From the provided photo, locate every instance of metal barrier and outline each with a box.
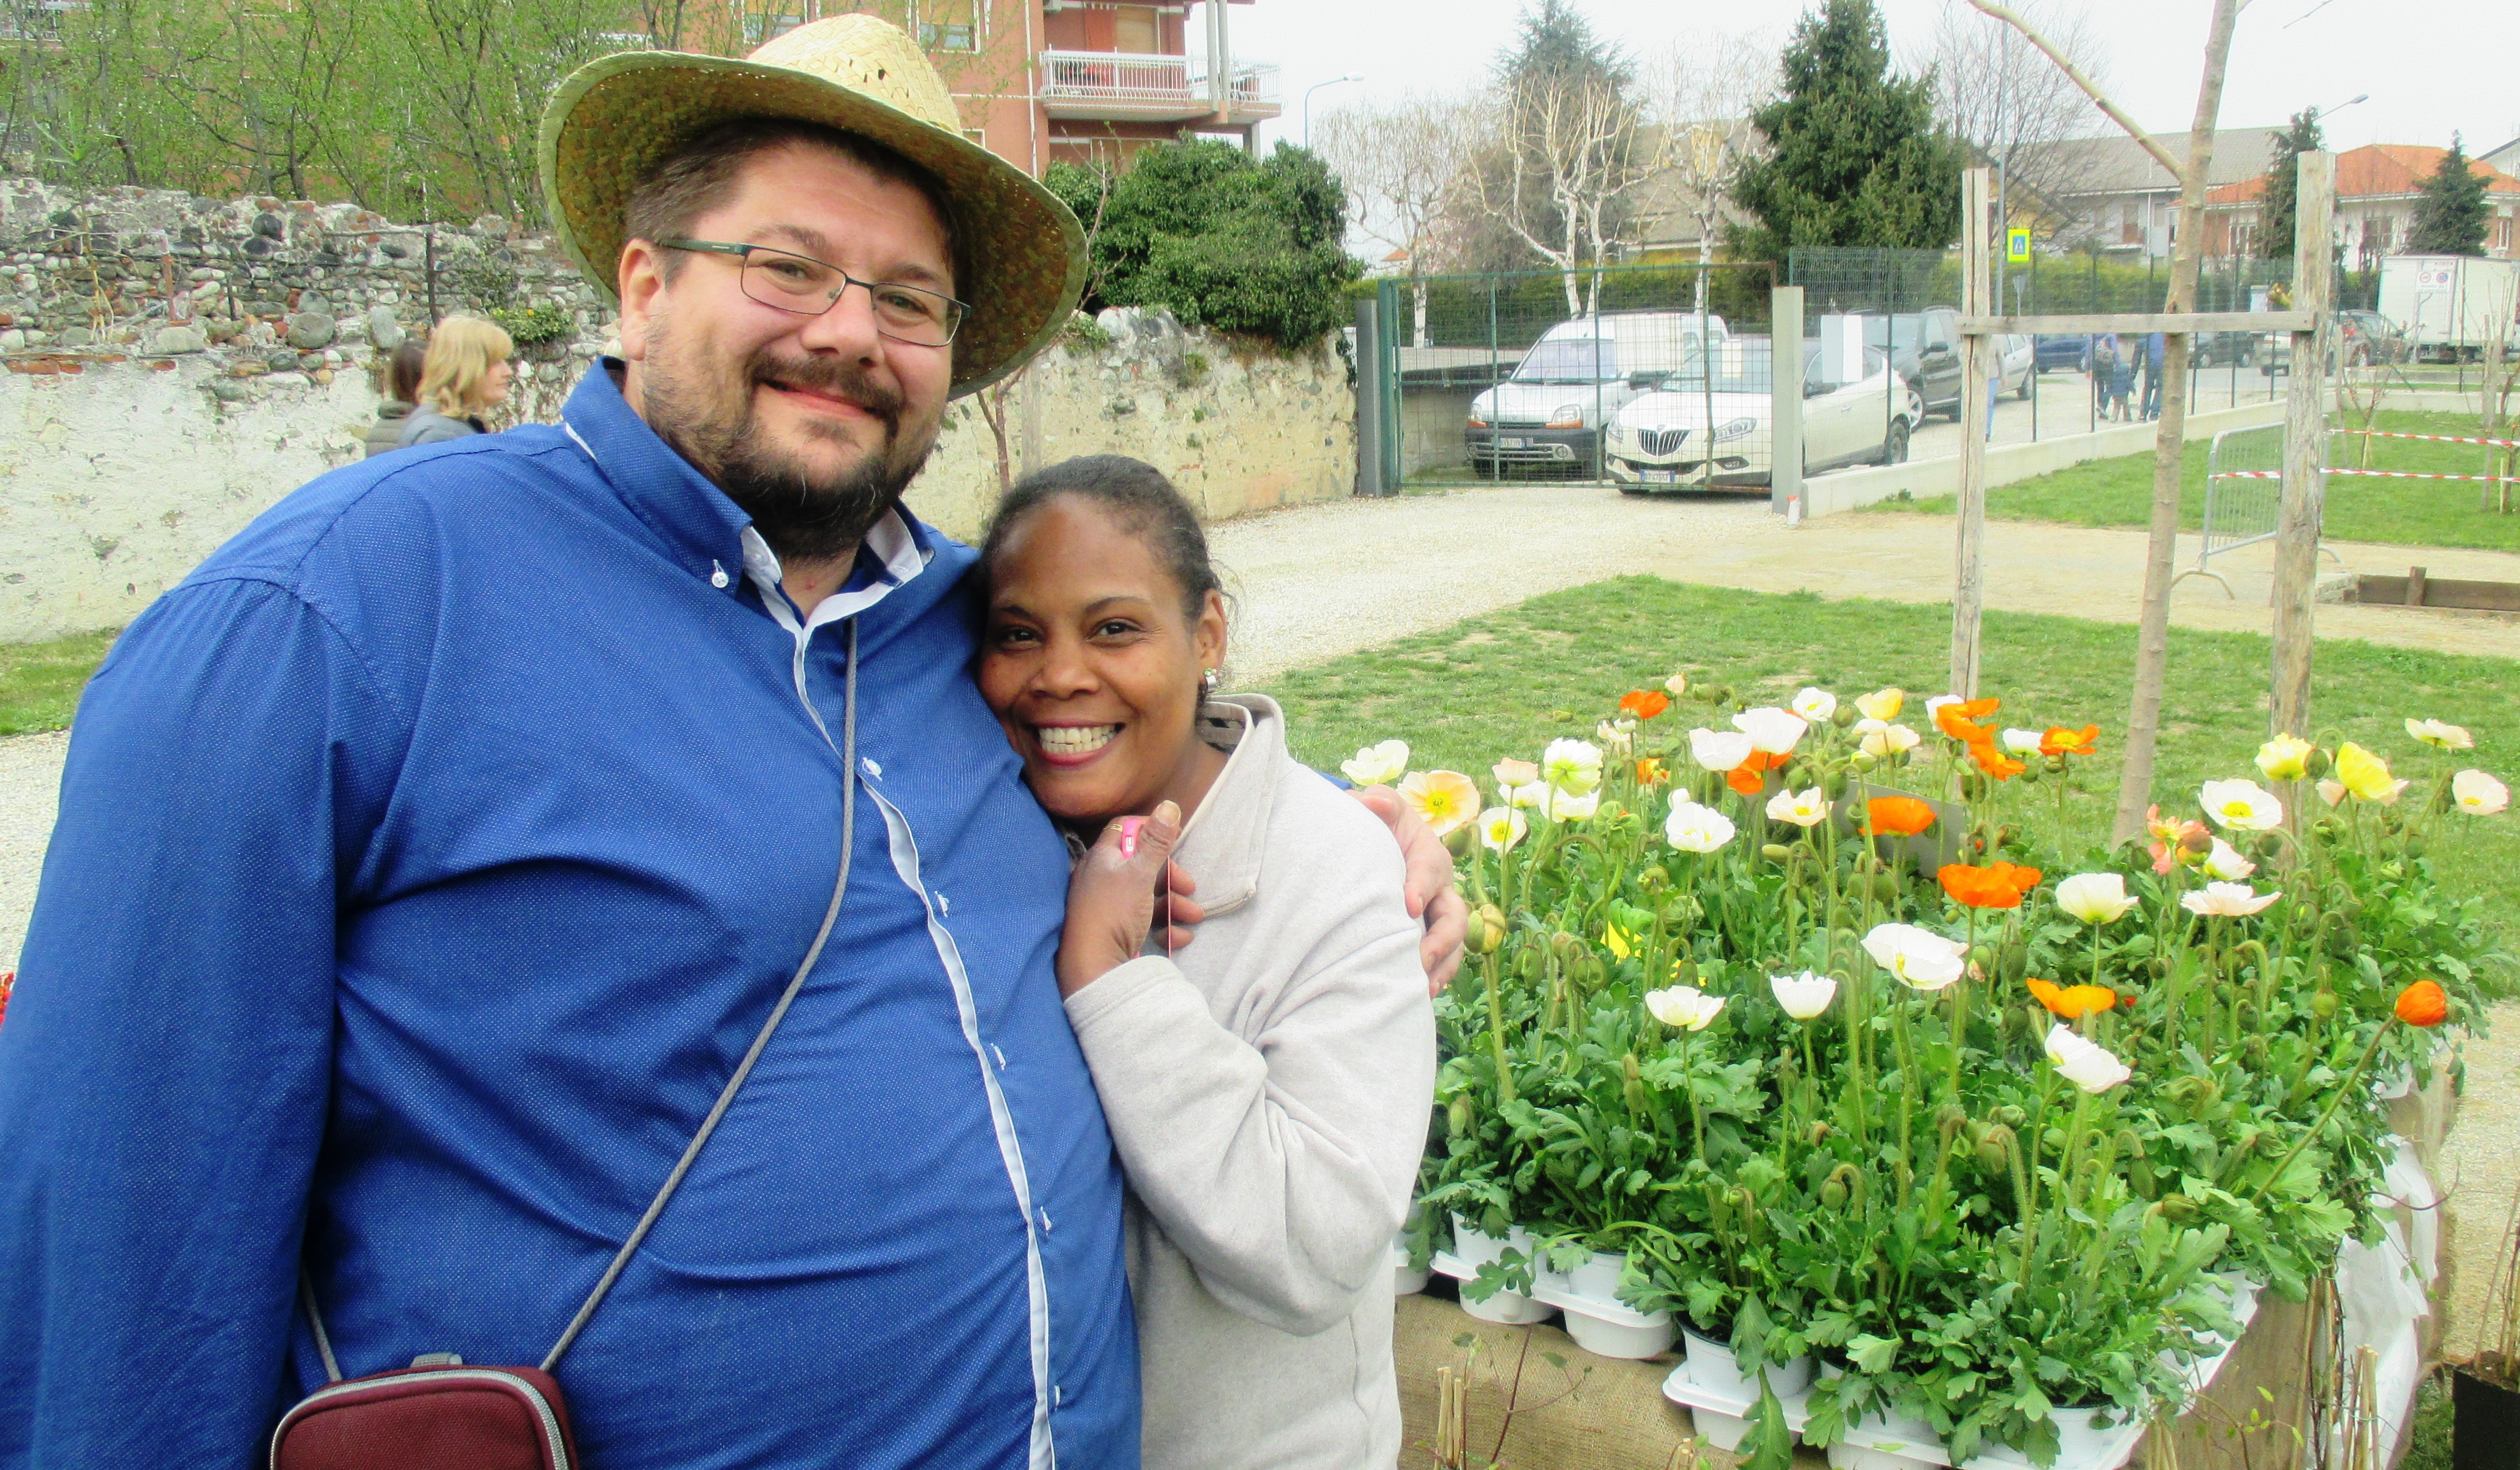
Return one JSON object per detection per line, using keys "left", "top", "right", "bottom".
{"left": 2175, "top": 422, "right": 2341, "bottom": 597}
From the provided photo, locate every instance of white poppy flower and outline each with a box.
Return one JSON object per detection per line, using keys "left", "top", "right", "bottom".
{"left": 1765, "top": 786, "right": 1831, "bottom": 828}
{"left": 1339, "top": 739, "right": 1410, "bottom": 786}
{"left": 2199, "top": 778, "right": 2283, "bottom": 832}
{"left": 1543, "top": 738, "right": 1605, "bottom": 795}
{"left": 1860, "top": 923, "right": 1966, "bottom": 991}
{"left": 1769, "top": 971, "right": 1837, "bottom": 1020}
{"left": 1732, "top": 706, "right": 1809, "bottom": 756}
{"left": 1689, "top": 727, "right": 1756, "bottom": 772}
{"left": 2054, "top": 872, "right": 2135, "bottom": 925}
{"left": 2454, "top": 769, "right": 2509, "bottom": 816}
{"left": 1790, "top": 687, "right": 1837, "bottom": 722}
{"left": 1645, "top": 985, "right": 1727, "bottom": 1032}
{"left": 1664, "top": 799, "right": 1738, "bottom": 853}
{"left": 2044, "top": 1024, "right": 2131, "bottom": 1094}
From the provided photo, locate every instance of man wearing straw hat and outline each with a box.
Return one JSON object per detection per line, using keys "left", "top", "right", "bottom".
{"left": 0, "top": 15, "right": 1461, "bottom": 1469}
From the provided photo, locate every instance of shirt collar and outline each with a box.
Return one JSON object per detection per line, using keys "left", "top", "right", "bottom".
{"left": 558, "top": 361, "right": 933, "bottom": 619}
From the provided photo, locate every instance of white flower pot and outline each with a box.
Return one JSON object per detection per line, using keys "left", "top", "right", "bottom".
{"left": 1446, "top": 1215, "right": 1554, "bottom": 1323}
{"left": 1535, "top": 1250, "right": 1673, "bottom": 1360}
{"left": 1692, "top": 1408, "right": 1752, "bottom": 1452}
{"left": 1459, "top": 1286, "right": 1556, "bottom": 1324}
{"left": 1680, "top": 1326, "right": 1813, "bottom": 1399}
{"left": 2047, "top": 1404, "right": 2126, "bottom": 1466}
{"left": 1827, "top": 1441, "right": 1940, "bottom": 1470}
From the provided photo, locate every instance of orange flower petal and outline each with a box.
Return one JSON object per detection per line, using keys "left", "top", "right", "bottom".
{"left": 1726, "top": 765, "right": 1766, "bottom": 797}
{"left": 1865, "top": 796, "right": 1937, "bottom": 836}
{"left": 1969, "top": 744, "right": 2026, "bottom": 780}
{"left": 2040, "top": 724, "right": 2100, "bottom": 757}
{"left": 1619, "top": 689, "right": 1672, "bottom": 721}
{"left": 2395, "top": 980, "right": 2450, "bottom": 1028}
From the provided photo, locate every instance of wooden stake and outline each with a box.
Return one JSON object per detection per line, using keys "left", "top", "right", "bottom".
{"left": 2270, "top": 150, "right": 2334, "bottom": 739}
{"left": 2111, "top": 0, "right": 2244, "bottom": 847}
{"left": 1952, "top": 167, "right": 1993, "bottom": 699}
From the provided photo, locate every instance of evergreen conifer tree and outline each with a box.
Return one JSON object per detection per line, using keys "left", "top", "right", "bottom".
{"left": 1726, "top": 0, "right": 1965, "bottom": 261}
{"left": 2409, "top": 134, "right": 2490, "bottom": 255}
{"left": 2257, "top": 108, "right": 2324, "bottom": 261}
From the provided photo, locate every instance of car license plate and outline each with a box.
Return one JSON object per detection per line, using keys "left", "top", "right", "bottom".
{"left": 1498, "top": 436, "right": 1527, "bottom": 449}
{"left": 1644, "top": 469, "right": 1675, "bottom": 484}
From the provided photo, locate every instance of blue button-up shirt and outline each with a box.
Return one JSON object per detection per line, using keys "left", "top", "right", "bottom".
{"left": 0, "top": 366, "right": 1138, "bottom": 1469}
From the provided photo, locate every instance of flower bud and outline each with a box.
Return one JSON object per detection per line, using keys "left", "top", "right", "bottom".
{"left": 1819, "top": 1177, "right": 1848, "bottom": 1210}
{"left": 2114, "top": 1128, "right": 2144, "bottom": 1159}
{"left": 1850, "top": 751, "right": 1879, "bottom": 773}
{"left": 2017, "top": 763, "right": 2041, "bottom": 785}
{"left": 1515, "top": 947, "right": 1544, "bottom": 981}
{"left": 2042, "top": 1126, "right": 2071, "bottom": 1155}
{"left": 1824, "top": 769, "right": 1849, "bottom": 800}
{"left": 1975, "top": 1123, "right": 2015, "bottom": 1174}
{"left": 2303, "top": 746, "right": 2333, "bottom": 778}
{"left": 1467, "top": 904, "right": 1507, "bottom": 954}
{"left": 1622, "top": 1052, "right": 1649, "bottom": 1118}
{"left": 1935, "top": 1102, "right": 1967, "bottom": 1143}
{"left": 2310, "top": 990, "right": 2340, "bottom": 1020}
{"left": 1991, "top": 1104, "right": 2028, "bottom": 1130}
{"left": 1873, "top": 873, "right": 1901, "bottom": 902}
{"left": 1807, "top": 1119, "right": 1833, "bottom": 1145}
{"left": 1762, "top": 843, "right": 1793, "bottom": 862}
{"left": 1448, "top": 1094, "right": 1476, "bottom": 1138}
{"left": 2154, "top": 1193, "right": 2199, "bottom": 1223}
{"left": 1832, "top": 705, "right": 1858, "bottom": 728}
{"left": 1637, "top": 864, "right": 1670, "bottom": 893}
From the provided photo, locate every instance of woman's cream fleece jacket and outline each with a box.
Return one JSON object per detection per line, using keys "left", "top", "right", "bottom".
{"left": 1060, "top": 695, "right": 1436, "bottom": 1470}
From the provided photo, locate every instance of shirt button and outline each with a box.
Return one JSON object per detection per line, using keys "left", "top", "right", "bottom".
{"left": 936, "top": 892, "right": 950, "bottom": 916}
{"left": 862, "top": 757, "right": 882, "bottom": 779}
{"left": 1039, "top": 1208, "right": 1054, "bottom": 1234}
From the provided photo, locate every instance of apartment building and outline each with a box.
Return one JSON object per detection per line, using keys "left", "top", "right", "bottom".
{"left": 754, "top": 2, "right": 1281, "bottom": 175}
{"left": 2200, "top": 143, "right": 2520, "bottom": 263}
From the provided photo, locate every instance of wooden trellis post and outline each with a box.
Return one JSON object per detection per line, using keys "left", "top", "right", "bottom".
{"left": 2270, "top": 150, "right": 2336, "bottom": 739}
{"left": 1951, "top": 167, "right": 1994, "bottom": 699}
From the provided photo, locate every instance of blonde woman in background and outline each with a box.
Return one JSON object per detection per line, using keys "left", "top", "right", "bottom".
{"left": 395, "top": 314, "right": 516, "bottom": 449}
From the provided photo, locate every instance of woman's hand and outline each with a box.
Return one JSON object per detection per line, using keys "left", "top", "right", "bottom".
{"left": 1058, "top": 800, "right": 1183, "bottom": 998}
{"left": 1349, "top": 786, "right": 1467, "bottom": 996}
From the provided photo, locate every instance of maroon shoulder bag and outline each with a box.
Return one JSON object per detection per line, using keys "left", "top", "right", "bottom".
{"left": 273, "top": 629, "right": 863, "bottom": 1470}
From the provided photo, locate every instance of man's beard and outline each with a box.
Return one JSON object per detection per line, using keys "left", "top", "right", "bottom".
{"left": 640, "top": 324, "right": 936, "bottom": 564}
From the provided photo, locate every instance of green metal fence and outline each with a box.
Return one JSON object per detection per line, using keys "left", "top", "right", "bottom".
{"left": 1373, "top": 262, "right": 1776, "bottom": 490}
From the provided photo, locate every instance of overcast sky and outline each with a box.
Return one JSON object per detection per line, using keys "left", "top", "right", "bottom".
{"left": 1235, "top": 0, "right": 2520, "bottom": 160}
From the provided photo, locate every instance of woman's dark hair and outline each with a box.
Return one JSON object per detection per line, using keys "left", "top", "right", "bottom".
{"left": 384, "top": 336, "right": 427, "bottom": 403}
{"left": 982, "top": 455, "right": 1222, "bottom": 620}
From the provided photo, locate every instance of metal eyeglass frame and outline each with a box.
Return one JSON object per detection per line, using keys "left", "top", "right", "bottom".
{"left": 658, "top": 238, "right": 969, "bottom": 347}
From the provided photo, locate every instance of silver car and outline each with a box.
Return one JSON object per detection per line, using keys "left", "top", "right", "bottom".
{"left": 1466, "top": 311, "right": 1729, "bottom": 475}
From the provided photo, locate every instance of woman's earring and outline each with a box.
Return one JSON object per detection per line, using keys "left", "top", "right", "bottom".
{"left": 1202, "top": 668, "right": 1221, "bottom": 693}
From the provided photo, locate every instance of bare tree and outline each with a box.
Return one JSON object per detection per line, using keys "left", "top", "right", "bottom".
{"left": 1927, "top": 0, "right": 2110, "bottom": 283}
{"left": 1466, "top": 73, "right": 1647, "bottom": 316}
{"left": 1635, "top": 31, "right": 1773, "bottom": 311}
{"left": 1312, "top": 92, "right": 1478, "bottom": 347}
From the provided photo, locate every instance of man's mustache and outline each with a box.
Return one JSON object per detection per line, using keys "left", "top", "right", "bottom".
{"left": 746, "top": 351, "right": 904, "bottom": 434}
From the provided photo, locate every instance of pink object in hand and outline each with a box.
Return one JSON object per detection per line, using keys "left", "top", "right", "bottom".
{"left": 1117, "top": 816, "right": 1145, "bottom": 858}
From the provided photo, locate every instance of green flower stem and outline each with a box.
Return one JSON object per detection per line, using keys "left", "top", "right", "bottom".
{"left": 1483, "top": 952, "right": 1516, "bottom": 1107}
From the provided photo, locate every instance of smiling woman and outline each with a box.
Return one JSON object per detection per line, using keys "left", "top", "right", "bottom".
{"left": 976, "top": 453, "right": 1437, "bottom": 1470}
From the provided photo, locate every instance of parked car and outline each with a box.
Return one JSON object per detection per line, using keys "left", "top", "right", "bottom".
{"left": 1863, "top": 308, "right": 1964, "bottom": 418}
{"left": 2337, "top": 309, "right": 2406, "bottom": 366}
{"left": 1603, "top": 340, "right": 1924, "bottom": 492}
{"left": 1997, "top": 333, "right": 2034, "bottom": 399}
{"left": 1466, "top": 311, "right": 1729, "bottom": 475}
{"left": 2034, "top": 334, "right": 2091, "bottom": 372}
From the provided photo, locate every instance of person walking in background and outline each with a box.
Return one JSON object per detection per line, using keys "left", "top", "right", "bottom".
{"left": 2092, "top": 334, "right": 2122, "bottom": 422}
{"left": 362, "top": 335, "right": 429, "bottom": 457}
{"left": 2140, "top": 331, "right": 2166, "bottom": 421}
{"left": 394, "top": 314, "right": 515, "bottom": 448}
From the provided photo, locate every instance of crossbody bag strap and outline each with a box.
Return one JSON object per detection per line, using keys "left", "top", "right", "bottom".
{"left": 298, "top": 621, "right": 865, "bottom": 1379}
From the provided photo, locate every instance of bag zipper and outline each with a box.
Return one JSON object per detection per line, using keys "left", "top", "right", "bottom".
{"left": 271, "top": 1368, "right": 569, "bottom": 1470}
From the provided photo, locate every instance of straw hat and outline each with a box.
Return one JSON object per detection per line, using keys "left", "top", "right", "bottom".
{"left": 537, "top": 15, "right": 1086, "bottom": 398}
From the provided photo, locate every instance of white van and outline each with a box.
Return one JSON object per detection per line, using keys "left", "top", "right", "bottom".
{"left": 1466, "top": 311, "right": 1730, "bottom": 474}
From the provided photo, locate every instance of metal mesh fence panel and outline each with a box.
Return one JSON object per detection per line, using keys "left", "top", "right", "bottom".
{"left": 1375, "top": 263, "right": 1775, "bottom": 490}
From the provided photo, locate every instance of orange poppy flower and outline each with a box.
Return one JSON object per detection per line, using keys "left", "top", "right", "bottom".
{"left": 1934, "top": 708, "right": 1994, "bottom": 745}
{"left": 1988, "top": 861, "right": 2042, "bottom": 894}
{"left": 2040, "top": 725, "right": 2099, "bottom": 758}
{"left": 2394, "top": 980, "right": 2449, "bottom": 1028}
{"left": 1636, "top": 757, "right": 1670, "bottom": 786}
{"left": 1726, "top": 765, "right": 1768, "bottom": 797}
{"left": 1969, "top": 743, "right": 2027, "bottom": 780}
{"left": 2027, "top": 977, "right": 2118, "bottom": 1019}
{"left": 1619, "top": 689, "right": 1672, "bottom": 721}
{"left": 1940, "top": 863, "right": 2027, "bottom": 909}
{"left": 1864, "top": 795, "right": 1937, "bottom": 836}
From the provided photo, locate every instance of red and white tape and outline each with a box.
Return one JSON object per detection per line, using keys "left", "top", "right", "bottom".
{"left": 2330, "top": 428, "right": 2520, "bottom": 450}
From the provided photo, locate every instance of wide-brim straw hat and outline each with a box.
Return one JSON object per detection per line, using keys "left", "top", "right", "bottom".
{"left": 537, "top": 15, "right": 1086, "bottom": 398}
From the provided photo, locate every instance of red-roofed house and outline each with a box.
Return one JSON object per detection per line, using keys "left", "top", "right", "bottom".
{"left": 2200, "top": 143, "right": 2520, "bottom": 264}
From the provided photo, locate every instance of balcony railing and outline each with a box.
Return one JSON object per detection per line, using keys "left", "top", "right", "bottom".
{"left": 1038, "top": 50, "right": 1282, "bottom": 116}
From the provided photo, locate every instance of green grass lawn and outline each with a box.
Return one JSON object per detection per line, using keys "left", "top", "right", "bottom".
{"left": 1262, "top": 577, "right": 2520, "bottom": 928}
{"left": 0, "top": 630, "right": 115, "bottom": 738}
{"left": 1863, "top": 410, "right": 2520, "bottom": 553}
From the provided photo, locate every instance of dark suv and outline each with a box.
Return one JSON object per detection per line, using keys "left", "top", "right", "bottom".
{"left": 1864, "top": 308, "right": 1965, "bottom": 418}
{"left": 2337, "top": 310, "right": 2405, "bottom": 366}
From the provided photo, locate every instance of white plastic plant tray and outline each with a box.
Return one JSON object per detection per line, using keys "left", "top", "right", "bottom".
{"left": 1659, "top": 1274, "right": 2262, "bottom": 1470}
{"left": 1527, "top": 1254, "right": 1676, "bottom": 1360}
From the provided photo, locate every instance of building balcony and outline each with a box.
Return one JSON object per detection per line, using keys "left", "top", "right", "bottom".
{"left": 1039, "top": 49, "right": 1281, "bottom": 125}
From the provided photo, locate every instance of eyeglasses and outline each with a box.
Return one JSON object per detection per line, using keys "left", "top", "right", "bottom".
{"left": 659, "top": 238, "right": 968, "bottom": 347}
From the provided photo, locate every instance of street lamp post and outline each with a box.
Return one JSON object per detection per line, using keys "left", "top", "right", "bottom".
{"left": 1303, "top": 74, "right": 1363, "bottom": 144}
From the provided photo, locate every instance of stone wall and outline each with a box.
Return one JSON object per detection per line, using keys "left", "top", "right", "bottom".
{"left": 0, "top": 180, "right": 1358, "bottom": 643}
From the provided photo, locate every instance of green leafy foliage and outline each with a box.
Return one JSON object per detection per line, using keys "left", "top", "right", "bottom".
{"left": 1045, "top": 142, "right": 1361, "bottom": 349}
{"left": 2259, "top": 109, "right": 2327, "bottom": 261}
{"left": 2410, "top": 136, "right": 2493, "bottom": 257}
{"left": 1413, "top": 665, "right": 2506, "bottom": 1465}
{"left": 1728, "top": 0, "right": 1966, "bottom": 260}
{"left": 489, "top": 304, "right": 575, "bottom": 350}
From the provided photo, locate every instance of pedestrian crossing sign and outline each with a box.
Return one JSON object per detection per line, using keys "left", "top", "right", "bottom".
{"left": 2006, "top": 228, "right": 2031, "bottom": 264}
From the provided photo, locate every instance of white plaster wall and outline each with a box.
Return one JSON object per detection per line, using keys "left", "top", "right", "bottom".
{"left": 0, "top": 310, "right": 1357, "bottom": 643}
{"left": 0, "top": 358, "right": 384, "bottom": 641}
